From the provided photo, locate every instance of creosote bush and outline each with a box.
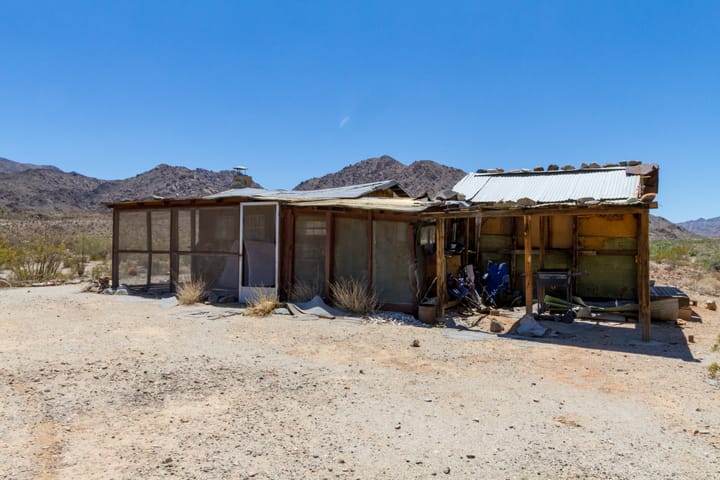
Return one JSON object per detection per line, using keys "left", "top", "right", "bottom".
{"left": 176, "top": 278, "right": 207, "bottom": 305}
{"left": 246, "top": 291, "right": 279, "bottom": 316}
{"left": 330, "top": 277, "right": 378, "bottom": 314}
{"left": 9, "top": 240, "right": 65, "bottom": 283}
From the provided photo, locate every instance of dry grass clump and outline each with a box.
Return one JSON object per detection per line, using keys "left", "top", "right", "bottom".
{"left": 176, "top": 278, "right": 207, "bottom": 305}
{"left": 330, "top": 277, "right": 378, "bottom": 314}
{"left": 695, "top": 273, "right": 720, "bottom": 296}
{"left": 246, "top": 290, "right": 279, "bottom": 316}
{"left": 289, "top": 279, "right": 323, "bottom": 302}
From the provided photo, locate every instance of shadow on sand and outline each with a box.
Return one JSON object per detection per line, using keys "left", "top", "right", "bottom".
{"left": 499, "top": 315, "right": 699, "bottom": 362}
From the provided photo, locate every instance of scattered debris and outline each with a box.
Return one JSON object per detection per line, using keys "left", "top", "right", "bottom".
{"left": 365, "top": 311, "right": 429, "bottom": 328}
{"left": 411, "top": 339, "right": 420, "bottom": 348}
{"left": 704, "top": 300, "right": 717, "bottom": 311}
{"left": 490, "top": 319, "right": 504, "bottom": 333}
{"left": 513, "top": 315, "right": 551, "bottom": 337}
{"left": 286, "top": 296, "right": 347, "bottom": 319}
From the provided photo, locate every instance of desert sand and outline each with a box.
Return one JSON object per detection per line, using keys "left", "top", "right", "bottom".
{"left": 1, "top": 281, "right": 718, "bottom": 479}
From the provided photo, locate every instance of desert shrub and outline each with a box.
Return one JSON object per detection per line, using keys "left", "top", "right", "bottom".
{"left": 290, "top": 279, "right": 322, "bottom": 302}
{"left": 651, "top": 239, "right": 720, "bottom": 271}
{"left": 66, "top": 235, "right": 112, "bottom": 262}
{"left": 694, "top": 273, "right": 720, "bottom": 296}
{"left": 330, "top": 277, "right": 378, "bottom": 314}
{"left": 90, "top": 261, "right": 112, "bottom": 280}
{"left": 176, "top": 278, "right": 207, "bottom": 305}
{"left": 9, "top": 240, "right": 65, "bottom": 282}
{"left": 709, "top": 362, "right": 719, "bottom": 380}
{"left": 0, "top": 233, "right": 14, "bottom": 268}
{"left": 246, "top": 290, "right": 279, "bottom": 316}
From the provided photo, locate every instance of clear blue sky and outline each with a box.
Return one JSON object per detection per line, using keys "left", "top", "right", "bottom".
{"left": 1, "top": 1, "right": 718, "bottom": 223}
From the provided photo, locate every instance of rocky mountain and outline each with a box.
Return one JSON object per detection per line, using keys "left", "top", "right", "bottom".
{"left": 677, "top": 217, "right": 720, "bottom": 238}
{"left": 294, "top": 155, "right": 467, "bottom": 198}
{"left": 0, "top": 156, "right": 58, "bottom": 174}
{"left": 0, "top": 156, "right": 705, "bottom": 244}
{"left": 649, "top": 215, "right": 702, "bottom": 241}
{"left": 0, "top": 158, "right": 237, "bottom": 214}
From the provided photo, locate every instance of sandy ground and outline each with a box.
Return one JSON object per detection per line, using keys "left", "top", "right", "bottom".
{"left": 1, "top": 283, "right": 719, "bottom": 479}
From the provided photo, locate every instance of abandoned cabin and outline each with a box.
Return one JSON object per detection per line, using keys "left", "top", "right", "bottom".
{"left": 107, "top": 162, "right": 659, "bottom": 340}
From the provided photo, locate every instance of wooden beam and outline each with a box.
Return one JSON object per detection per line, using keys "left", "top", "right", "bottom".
{"left": 421, "top": 204, "right": 651, "bottom": 220}
{"left": 436, "top": 218, "right": 447, "bottom": 317}
{"left": 637, "top": 211, "right": 651, "bottom": 341}
{"left": 524, "top": 215, "right": 533, "bottom": 315}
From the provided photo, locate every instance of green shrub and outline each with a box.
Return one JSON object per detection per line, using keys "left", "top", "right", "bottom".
{"left": 651, "top": 239, "right": 720, "bottom": 271}
{"left": 10, "top": 240, "right": 65, "bottom": 282}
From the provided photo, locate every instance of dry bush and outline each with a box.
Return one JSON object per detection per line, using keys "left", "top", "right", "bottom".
{"left": 330, "top": 277, "right": 378, "bottom": 314}
{"left": 176, "top": 278, "right": 207, "bottom": 305}
{"left": 694, "top": 273, "right": 720, "bottom": 296}
{"left": 290, "top": 279, "right": 322, "bottom": 302}
{"left": 246, "top": 290, "right": 279, "bottom": 316}
{"left": 709, "top": 362, "right": 719, "bottom": 380}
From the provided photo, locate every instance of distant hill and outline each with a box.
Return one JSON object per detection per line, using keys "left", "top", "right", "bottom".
{"left": 0, "top": 158, "right": 238, "bottom": 214}
{"left": 0, "top": 157, "right": 58, "bottom": 174}
{"left": 677, "top": 217, "right": 720, "bottom": 238}
{"left": 294, "top": 155, "right": 467, "bottom": 198}
{"left": 650, "top": 215, "right": 702, "bottom": 241}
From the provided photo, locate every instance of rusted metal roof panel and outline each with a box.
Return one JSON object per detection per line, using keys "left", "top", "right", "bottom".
{"left": 454, "top": 168, "right": 642, "bottom": 205}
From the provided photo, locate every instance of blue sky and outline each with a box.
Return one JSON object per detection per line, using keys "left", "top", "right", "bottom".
{"left": 1, "top": 1, "right": 718, "bottom": 223}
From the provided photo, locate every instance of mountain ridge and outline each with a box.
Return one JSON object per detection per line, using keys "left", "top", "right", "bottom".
{"left": 294, "top": 155, "right": 467, "bottom": 198}
{"left": 0, "top": 156, "right": 705, "bottom": 242}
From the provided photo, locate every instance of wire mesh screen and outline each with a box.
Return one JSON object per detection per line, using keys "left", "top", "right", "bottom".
{"left": 293, "top": 214, "right": 326, "bottom": 295}
{"left": 333, "top": 217, "right": 368, "bottom": 282}
{"left": 373, "top": 220, "right": 413, "bottom": 304}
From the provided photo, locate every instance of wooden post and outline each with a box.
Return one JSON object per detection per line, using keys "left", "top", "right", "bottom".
{"left": 170, "top": 208, "right": 178, "bottom": 292}
{"left": 280, "top": 207, "right": 295, "bottom": 300}
{"left": 112, "top": 208, "right": 119, "bottom": 288}
{"left": 367, "top": 211, "right": 374, "bottom": 292}
{"left": 637, "top": 210, "right": 651, "bottom": 341}
{"left": 539, "top": 216, "right": 547, "bottom": 270}
{"left": 436, "top": 219, "right": 447, "bottom": 317}
{"left": 463, "top": 217, "right": 470, "bottom": 266}
{"left": 324, "top": 211, "right": 333, "bottom": 299}
{"left": 524, "top": 215, "right": 533, "bottom": 315}
{"left": 146, "top": 210, "right": 152, "bottom": 288}
{"left": 571, "top": 216, "right": 579, "bottom": 294}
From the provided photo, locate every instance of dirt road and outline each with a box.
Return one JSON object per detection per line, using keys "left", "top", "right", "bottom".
{"left": 1, "top": 284, "right": 718, "bottom": 479}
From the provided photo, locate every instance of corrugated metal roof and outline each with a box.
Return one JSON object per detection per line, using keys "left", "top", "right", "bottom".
{"left": 454, "top": 168, "right": 642, "bottom": 205}
{"left": 205, "top": 180, "right": 403, "bottom": 201}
